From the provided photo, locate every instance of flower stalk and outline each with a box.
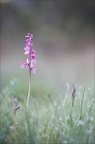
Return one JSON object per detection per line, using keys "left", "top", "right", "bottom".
{"left": 69, "top": 84, "right": 76, "bottom": 126}
{"left": 27, "top": 69, "right": 31, "bottom": 106}
{"left": 71, "top": 84, "right": 76, "bottom": 110}
{"left": 21, "top": 33, "right": 37, "bottom": 107}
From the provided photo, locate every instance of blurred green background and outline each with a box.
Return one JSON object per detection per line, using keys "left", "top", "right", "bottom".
{"left": 0, "top": 0, "right": 94, "bottom": 96}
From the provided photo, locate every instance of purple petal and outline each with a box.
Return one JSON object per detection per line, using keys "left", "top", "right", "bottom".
{"left": 14, "top": 98, "right": 18, "bottom": 107}
{"left": 20, "top": 62, "right": 26, "bottom": 68}
{"left": 31, "top": 49, "right": 35, "bottom": 54}
{"left": 26, "top": 39, "right": 31, "bottom": 42}
{"left": 25, "top": 51, "right": 30, "bottom": 55}
{"left": 72, "top": 84, "right": 76, "bottom": 95}
{"left": 25, "top": 33, "right": 33, "bottom": 38}
{"left": 31, "top": 55, "right": 36, "bottom": 60}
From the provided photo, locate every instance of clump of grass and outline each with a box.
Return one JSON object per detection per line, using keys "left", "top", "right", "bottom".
{"left": 0, "top": 81, "right": 95, "bottom": 144}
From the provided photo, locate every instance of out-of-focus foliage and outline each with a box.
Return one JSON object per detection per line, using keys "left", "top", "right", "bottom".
{"left": 0, "top": 0, "right": 94, "bottom": 94}
{"left": 0, "top": 81, "right": 95, "bottom": 144}
{"left": 1, "top": 0, "right": 94, "bottom": 36}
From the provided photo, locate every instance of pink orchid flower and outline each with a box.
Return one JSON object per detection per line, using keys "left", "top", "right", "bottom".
{"left": 21, "top": 33, "right": 37, "bottom": 73}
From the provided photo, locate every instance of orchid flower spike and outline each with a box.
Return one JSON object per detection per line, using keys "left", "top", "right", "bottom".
{"left": 21, "top": 32, "right": 37, "bottom": 73}
{"left": 72, "top": 84, "right": 76, "bottom": 100}
{"left": 14, "top": 98, "right": 21, "bottom": 114}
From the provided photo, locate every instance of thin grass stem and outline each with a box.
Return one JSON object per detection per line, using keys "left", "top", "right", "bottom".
{"left": 79, "top": 87, "right": 85, "bottom": 120}
{"left": 27, "top": 69, "right": 31, "bottom": 107}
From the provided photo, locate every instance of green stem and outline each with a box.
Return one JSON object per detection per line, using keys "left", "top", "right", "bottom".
{"left": 88, "top": 99, "right": 94, "bottom": 114}
{"left": 83, "top": 99, "right": 94, "bottom": 118}
{"left": 69, "top": 98, "right": 74, "bottom": 126}
{"left": 80, "top": 87, "right": 85, "bottom": 120}
{"left": 27, "top": 69, "right": 31, "bottom": 107}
